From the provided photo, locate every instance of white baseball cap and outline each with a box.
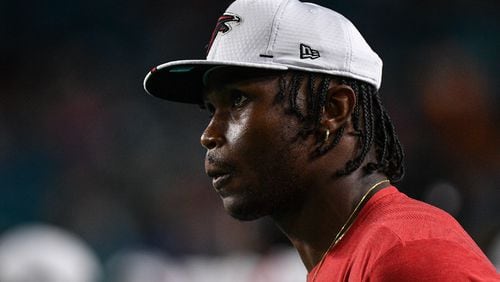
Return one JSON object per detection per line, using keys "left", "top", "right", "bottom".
{"left": 144, "top": 0, "right": 382, "bottom": 104}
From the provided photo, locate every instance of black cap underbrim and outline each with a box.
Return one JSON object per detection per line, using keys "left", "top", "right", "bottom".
{"left": 144, "top": 64, "right": 211, "bottom": 105}
{"left": 143, "top": 60, "right": 289, "bottom": 105}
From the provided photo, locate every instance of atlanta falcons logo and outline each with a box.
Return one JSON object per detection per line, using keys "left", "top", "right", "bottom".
{"left": 206, "top": 13, "right": 241, "bottom": 54}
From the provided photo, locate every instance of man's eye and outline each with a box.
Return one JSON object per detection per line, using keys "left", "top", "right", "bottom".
{"left": 231, "top": 91, "right": 249, "bottom": 108}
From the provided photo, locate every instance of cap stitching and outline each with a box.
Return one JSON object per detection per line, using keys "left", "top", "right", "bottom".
{"left": 341, "top": 16, "right": 353, "bottom": 73}
{"left": 266, "top": 0, "right": 291, "bottom": 59}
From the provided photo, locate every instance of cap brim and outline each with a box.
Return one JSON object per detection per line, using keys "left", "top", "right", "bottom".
{"left": 143, "top": 60, "right": 289, "bottom": 104}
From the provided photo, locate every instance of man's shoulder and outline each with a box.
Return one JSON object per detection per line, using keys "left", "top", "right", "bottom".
{"left": 354, "top": 187, "right": 498, "bottom": 279}
{"left": 367, "top": 238, "right": 500, "bottom": 281}
{"left": 344, "top": 187, "right": 488, "bottom": 262}
{"left": 358, "top": 186, "right": 467, "bottom": 242}
{"left": 318, "top": 187, "right": 499, "bottom": 281}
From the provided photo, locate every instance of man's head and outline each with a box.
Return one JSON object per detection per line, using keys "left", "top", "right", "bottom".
{"left": 143, "top": 0, "right": 405, "bottom": 220}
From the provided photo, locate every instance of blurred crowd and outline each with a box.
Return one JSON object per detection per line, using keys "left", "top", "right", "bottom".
{"left": 0, "top": 0, "right": 499, "bottom": 281}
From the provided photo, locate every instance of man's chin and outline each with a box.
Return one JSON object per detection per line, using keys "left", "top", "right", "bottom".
{"left": 222, "top": 198, "right": 268, "bottom": 221}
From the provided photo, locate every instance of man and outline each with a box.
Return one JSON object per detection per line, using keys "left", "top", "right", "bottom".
{"left": 143, "top": 0, "right": 499, "bottom": 280}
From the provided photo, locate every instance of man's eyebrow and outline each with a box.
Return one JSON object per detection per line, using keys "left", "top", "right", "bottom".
{"left": 200, "top": 92, "right": 216, "bottom": 110}
{"left": 203, "top": 81, "right": 240, "bottom": 99}
{"left": 201, "top": 87, "right": 222, "bottom": 105}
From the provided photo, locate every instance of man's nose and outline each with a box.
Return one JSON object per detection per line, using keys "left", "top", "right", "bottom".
{"left": 200, "top": 118, "right": 226, "bottom": 150}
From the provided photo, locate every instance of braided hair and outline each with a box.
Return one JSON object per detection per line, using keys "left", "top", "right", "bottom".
{"left": 275, "top": 72, "right": 405, "bottom": 182}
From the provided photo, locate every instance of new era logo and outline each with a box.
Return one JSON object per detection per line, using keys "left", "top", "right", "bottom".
{"left": 300, "top": 44, "right": 320, "bottom": 59}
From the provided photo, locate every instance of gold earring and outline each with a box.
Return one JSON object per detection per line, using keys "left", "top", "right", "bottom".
{"left": 324, "top": 129, "right": 330, "bottom": 142}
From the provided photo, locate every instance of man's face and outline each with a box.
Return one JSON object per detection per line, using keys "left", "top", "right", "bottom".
{"left": 201, "top": 67, "right": 311, "bottom": 221}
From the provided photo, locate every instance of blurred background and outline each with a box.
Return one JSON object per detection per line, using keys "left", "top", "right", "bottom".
{"left": 0, "top": 0, "right": 499, "bottom": 281}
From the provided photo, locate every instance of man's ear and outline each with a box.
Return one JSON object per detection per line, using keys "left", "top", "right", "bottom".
{"left": 321, "top": 84, "right": 356, "bottom": 131}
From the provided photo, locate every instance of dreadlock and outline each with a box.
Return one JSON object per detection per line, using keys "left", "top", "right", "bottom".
{"left": 277, "top": 72, "right": 405, "bottom": 182}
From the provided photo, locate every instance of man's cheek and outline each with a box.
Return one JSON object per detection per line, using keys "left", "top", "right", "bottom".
{"left": 226, "top": 112, "right": 251, "bottom": 144}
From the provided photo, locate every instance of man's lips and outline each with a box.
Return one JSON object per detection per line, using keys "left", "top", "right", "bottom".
{"left": 206, "top": 167, "right": 233, "bottom": 192}
{"left": 206, "top": 168, "right": 230, "bottom": 179}
{"left": 211, "top": 173, "right": 232, "bottom": 190}
{"left": 205, "top": 154, "right": 235, "bottom": 191}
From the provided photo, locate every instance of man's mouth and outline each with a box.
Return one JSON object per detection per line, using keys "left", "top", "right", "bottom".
{"left": 205, "top": 154, "right": 235, "bottom": 191}
{"left": 206, "top": 168, "right": 233, "bottom": 191}
{"left": 211, "top": 173, "right": 232, "bottom": 190}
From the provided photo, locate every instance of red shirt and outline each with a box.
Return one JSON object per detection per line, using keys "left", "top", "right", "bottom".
{"left": 307, "top": 187, "right": 499, "bottom": 281}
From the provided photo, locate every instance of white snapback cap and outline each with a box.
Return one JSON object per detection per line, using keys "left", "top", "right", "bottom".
{"left": 144, "top": 0, "right": 382, "bottom": 104}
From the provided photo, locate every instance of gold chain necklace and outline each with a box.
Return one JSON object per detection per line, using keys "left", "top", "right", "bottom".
{"left": 311, "top": 179, "right": 390, "bottom": 282}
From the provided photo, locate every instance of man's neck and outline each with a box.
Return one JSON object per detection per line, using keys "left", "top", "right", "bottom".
{"left": 271, "top": 172, "right": 390, "bottom": 272}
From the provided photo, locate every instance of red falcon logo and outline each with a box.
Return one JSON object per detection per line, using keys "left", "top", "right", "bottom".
{"left": 206, "top": 14, "right": 241, "bottom": 54}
